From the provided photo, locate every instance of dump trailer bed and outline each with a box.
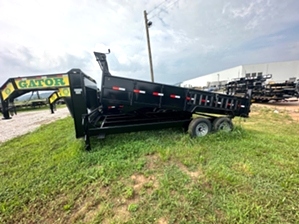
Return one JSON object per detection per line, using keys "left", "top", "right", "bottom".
{"left": 67, "top": 52, "right": 252, "bottom": 150}
{"left": 100, "top": 74, "right": 250, "bottom": 116}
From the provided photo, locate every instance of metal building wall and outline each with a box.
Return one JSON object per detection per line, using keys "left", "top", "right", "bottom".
{"left": 180, "top": 66, "right": 242, "bottom": 88}
{"left": 243, "top": 60, "right": 299, "bottom": 82}
{"left": 180, "top": 60, "right": 299, "bottom": 88}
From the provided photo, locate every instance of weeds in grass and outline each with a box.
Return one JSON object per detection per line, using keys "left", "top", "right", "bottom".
{"left": 1, "top": 108, "right": 299, "bottom": 223}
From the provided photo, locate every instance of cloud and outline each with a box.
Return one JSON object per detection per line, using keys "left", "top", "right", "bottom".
{"left": 0, "top": 0, "right": 299, "bottom": 87}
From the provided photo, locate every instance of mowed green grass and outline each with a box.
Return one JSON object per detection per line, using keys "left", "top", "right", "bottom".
{"left": 0, "top": 106, "right": 299, "bottom": 223}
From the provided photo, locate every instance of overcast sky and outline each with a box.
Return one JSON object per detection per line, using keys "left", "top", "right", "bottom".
{"left": 0, "top": 0, "right": 299, "bottom": 86}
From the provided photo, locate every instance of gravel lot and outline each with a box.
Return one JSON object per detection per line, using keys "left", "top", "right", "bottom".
{"left": 0, "top": 107, "right": 70, "bottom": 144}
{"left": 254, "top": 100, "right": 299, "bottom": 121}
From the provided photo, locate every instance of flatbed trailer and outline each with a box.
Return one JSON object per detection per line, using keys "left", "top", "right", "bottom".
{"left": 66, "top": 52, "right": 252, "bottom": 150}
{"left": 226, "top": 75, "right": 299, "bottom": 102}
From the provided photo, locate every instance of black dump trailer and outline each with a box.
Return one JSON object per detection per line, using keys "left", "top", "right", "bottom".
{"left": 67, "top": 52, "right": 252, "bottom": 150}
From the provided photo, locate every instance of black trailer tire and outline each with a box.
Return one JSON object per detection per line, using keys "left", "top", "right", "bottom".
{"left": 212, "top": 117, "right": 233, "bottom": 132}
{"left": 188, "top": 118, "right": 211, "bottom": 137}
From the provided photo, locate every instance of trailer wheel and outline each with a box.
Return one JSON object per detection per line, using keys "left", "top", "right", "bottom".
{"left": 213, "top": 117, "right": 233, "bottom": 132}
{"left": 188, "top": 118, "right": 211, "bottom": 137}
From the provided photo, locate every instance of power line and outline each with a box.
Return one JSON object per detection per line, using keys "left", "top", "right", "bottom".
{"left": 163, "top": 0, "right": 180, "bottom": 13}
{"left": 148, "top": 10, "right": 162, "bottom": 21}
{"left": 148, "top": 0, "right": 180, "bottom": 20}
{"left": 147, "top": 0, "right": 169, "bottom": 15}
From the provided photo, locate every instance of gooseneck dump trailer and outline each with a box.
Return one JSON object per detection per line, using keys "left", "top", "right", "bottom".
{"left": 66, "top": 52, "right": 252, "bottom": 150}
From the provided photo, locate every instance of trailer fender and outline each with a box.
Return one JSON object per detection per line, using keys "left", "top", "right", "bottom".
{"left": 188, "top": 118, "right": 211, "bottom": 137}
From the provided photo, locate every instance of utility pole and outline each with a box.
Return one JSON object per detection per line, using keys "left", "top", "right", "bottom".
{"left": 144, "top": 10, "right": 154, "bottom": 82}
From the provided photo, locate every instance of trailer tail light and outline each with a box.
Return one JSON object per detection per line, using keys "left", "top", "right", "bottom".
{"left": 170, "top": 94, "right": 181, "bottom": 99}
{"left": 134, "top": 89, "right": 146, "bottom": 94}
{"left": 153, "top": 92, "right": 164, "bottom": 96}
{"left": 112, "top": 86, "right": 126, "bottom": 91}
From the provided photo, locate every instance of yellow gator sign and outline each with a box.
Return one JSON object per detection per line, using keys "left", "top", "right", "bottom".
{"left": 1, "top": 82, "right": 15, "bottom": 100}
{"left": 15, "top": 74, "right": 69, "bottom": 89}
{"left": 49, "top": 93, "right": 59, "bottom": 104}
{"left": 49, "top": 87, "right": 71, "bottom": 104}
{"left": 58, "top": 87, "right": 71, "bottom": 97}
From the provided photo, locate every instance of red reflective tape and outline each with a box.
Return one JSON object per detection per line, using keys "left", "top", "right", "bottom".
{"left": 108, "top": 106, "right": 116, "bottom": 109}
{"left": 170, "top": 94, "right": 180, "bottom": 99}
{"left": 133, "top": 89, "right": 146, "bottom": 94}
{"left": 16, "top": 77, "right": 26, "bottom": 80}
{"left": 119, "top": 105, "right": 124, "bottom": 108}
{"left": 153, "top": 92, "right": 164, "bottom": 96}
{"left": 112, "top": 86, "right": 125, "bottom": 91}
{"left": 186, "top": 97, "right": 195, "bottom": 101}
{"left": 201, "top": 99, "right": 206, "bottom": 103}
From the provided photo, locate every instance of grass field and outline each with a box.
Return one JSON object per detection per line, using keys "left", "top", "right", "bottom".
{"left": 0, "top": 106, "right": 299, "bottom": 223}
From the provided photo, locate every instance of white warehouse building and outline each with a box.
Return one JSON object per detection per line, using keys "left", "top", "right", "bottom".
{"left": 180, "top": 60, "right": 299, "bottom": 89}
